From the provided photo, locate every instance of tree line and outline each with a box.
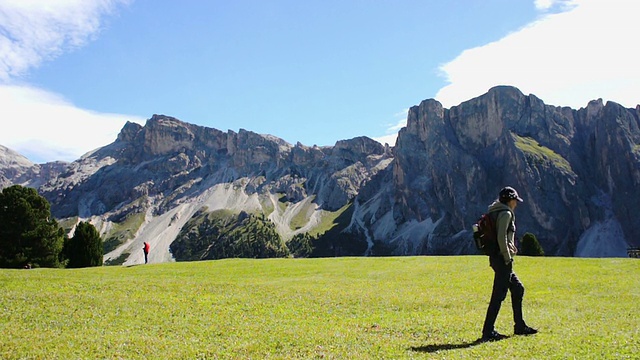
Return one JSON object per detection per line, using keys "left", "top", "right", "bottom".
{"left": 169, "top": 208, "right": 372, "bottom": 261}
{"left": 0, "top": 185, "right": 103, "bottom": 269}
{"left": 0, "top": 184, "right": 542, "bottom": 268}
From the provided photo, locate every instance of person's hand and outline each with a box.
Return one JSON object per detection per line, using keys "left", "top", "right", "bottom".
{"left": 508, "top": 243, "right": 518, "bottom": 255}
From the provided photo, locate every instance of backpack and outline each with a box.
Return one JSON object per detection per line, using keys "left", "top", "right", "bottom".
{"left": 472, "top": 210, "right": 507, "bottom": 255}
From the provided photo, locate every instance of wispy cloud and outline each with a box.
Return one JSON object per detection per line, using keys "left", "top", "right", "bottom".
{"left": 372, "top": 109, "right": 408, "bottom": 146}
{"left": 0, "top": 0, "right": 129, "bottom": 80}
{"left": 0, "top": 85, "right": 145, "bottom": 163}
{"left": 436, "top": 0, "right": 640, "bottom": 109}
{"left": 388, "top": 109, "right": 409, "bottom": 133}
{"left": 373, "top": 0, "right": 637, "bottom": 145}
{"left": 534, "top": 0, "right": 556, "bottom": 10}
{"left": 533, "top": 0, "right": 574, "bottom": 11}
{"left": 0, "top": 0, "right": 143, "bottom": 164}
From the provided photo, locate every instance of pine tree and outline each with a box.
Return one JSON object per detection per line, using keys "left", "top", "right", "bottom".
{"left": 288, "top": 233, "right": 314, "bottom": 258}
{"left": 65, "top": 221, "right": 103, "bottom": 268}
{"left": 520, "top": 232, "right": 545, "bottom": 256}
{"left": 0, "top": 185, "right": 65, "bottom": 268}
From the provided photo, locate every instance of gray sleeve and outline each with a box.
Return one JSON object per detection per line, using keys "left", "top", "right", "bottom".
{"left": 496, "top": 211, "right": 512, "bottom": 263}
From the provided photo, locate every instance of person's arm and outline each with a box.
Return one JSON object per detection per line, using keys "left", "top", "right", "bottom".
{"left": 496, "top": 211, "right": 512, "bottom": 264}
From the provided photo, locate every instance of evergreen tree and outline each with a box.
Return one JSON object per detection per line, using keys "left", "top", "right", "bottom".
{"left": 288, "top": 233, "right": 314, "bottom": 258}
{"left": 172, "top": 210, "right": 290, "bottom": 261}
{"left": 0, "top": 185, "right": 65, "bottom": 268}
{"left": 520, "top": 232, "right": 545, "bottom": 256}
{"left": 65, "top": 221, "right": 103, "bottom": 268}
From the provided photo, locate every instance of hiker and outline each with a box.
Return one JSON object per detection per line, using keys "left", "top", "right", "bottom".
{"left": 481, "top": 186, "right": 538, "bottom": 342}
{"left": 143, "top": 242, "right": 150, "bottom": 264}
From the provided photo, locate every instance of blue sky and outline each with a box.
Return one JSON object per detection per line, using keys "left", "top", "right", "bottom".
{"left": 1, "top": 0, "right": 639, "bottom": 163}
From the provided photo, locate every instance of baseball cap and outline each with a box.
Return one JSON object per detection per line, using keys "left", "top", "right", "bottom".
{"left": 499, "top": 186, "right": 523, "bottom": 202}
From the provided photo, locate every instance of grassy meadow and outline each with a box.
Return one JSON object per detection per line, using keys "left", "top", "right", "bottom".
{"left": 0, "top": 256, "right": 638, "bottom": 359}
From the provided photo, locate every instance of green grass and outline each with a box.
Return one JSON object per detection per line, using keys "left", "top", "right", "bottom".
{"left": 103, "top": 252, "right": 130, "bottom": 266}
{"left": 57, "top": 216, "right": 79, "bottom": 233}
{"left": 512, "top": 133, "right": 575, "bottom": 176}
{"left": 308, "top": 202, "right": 353, "bottom": 237}
{"left": 1, "top": 257, "right": 637, "bottom": 359}
{"left": 259, "top": 194, "right": 276, "bottom": 217}
{"left": 103, "top": 212, "right": 146, "bottom": 254}
{"left": 289, "top": 196, "right": 316, "bottom": 231}
{"left": 277, "top": 193, "right": 288, "bottom": 213}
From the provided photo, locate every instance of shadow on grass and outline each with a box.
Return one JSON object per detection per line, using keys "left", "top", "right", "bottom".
{"left": 410, "top": 336, "right": 509, "bottom": 353}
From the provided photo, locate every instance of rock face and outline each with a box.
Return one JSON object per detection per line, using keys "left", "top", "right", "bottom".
{"left": 379, "top": 86, "right": 639, "bottom": 256}
{"left": 0, "top": 145, "right": 67, "bottom": 189}
{"left": 1, "top": 86, "right": 638, "bottom": 262}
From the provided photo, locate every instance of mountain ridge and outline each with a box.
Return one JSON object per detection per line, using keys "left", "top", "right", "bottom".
{"left": 2, "top": 85, "right": 638, "bottom": 262}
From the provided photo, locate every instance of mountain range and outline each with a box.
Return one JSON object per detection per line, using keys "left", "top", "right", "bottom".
{"left": 1, "top": 85, "right": 638, "bottom": 264}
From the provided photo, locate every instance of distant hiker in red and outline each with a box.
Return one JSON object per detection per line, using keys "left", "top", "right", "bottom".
{"left": 143, "top": 242, "right": 150, "bottom": 264}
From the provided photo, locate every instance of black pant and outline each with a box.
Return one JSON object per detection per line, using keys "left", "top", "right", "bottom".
{"left": 482, "top": 255, "right": 525, "bottom": 335}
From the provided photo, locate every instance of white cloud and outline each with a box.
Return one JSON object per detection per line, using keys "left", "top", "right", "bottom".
{"left": 388, "top": 109, "right": 409, "bottom": 133}
{"left": 534, "top": 0, "right": 556, "bottom": 10}
{"left": 534, "top": 0, "right": 574, "bottom": 11}
{"left": 0, "top": 0, "right": 130, "bottom": 80}
{"left": 0, "top": 85, "right": 145, "bottom": 163}
{"left": 0, "top": 0, "right": 141, "bottom": 163}
{"left": 372, "top": 133, "right": 398, "bottom": 147}
{"left": 372, "top": 108, "right": 408, "bottom": 146}
{"left": 436, "top": 0, "right": 640, "bottom": 109}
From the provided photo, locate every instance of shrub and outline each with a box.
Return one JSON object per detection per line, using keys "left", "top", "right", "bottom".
{"left": 520, "top": 232, "right": 545, "bottom": 256}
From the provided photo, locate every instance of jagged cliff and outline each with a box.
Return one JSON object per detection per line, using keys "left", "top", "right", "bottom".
{"left": 11, "top": 114, "right": 392, "bottom": 264}
{"left": 1, "top": 86, "right": 638, "bottom": 262}
{"left": 0, "top": 145, "right": 67, "bottom": 189}
{"left": 352, "top": 86, "right": 638, "bottom": 257}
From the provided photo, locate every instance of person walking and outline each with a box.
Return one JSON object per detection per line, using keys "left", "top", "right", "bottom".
{"left": 143, "top": 242, "right": 150, "bottom": 264}
{"left": 481, "top": 186, "right": 538, "bottom": 341}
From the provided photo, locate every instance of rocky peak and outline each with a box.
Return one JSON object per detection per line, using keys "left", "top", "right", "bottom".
{"left": 391, "top": 85, "right": 639, "bottom": 255}
{"left": 0, "top": 145, "right": 33, "bottom": 169}
{"left": 291, "top": 142, "right": 326, "bottom": 166}
{"left": 143, "top": 115, "right": 196, "bottom": 156}
{"left": 448, "top": 86, "right": 521, "bottom": 151}
{"left": 116, "top": 121, "right": 143, "bottom": 143}
{"left": 0, "top": 145, "right": 33, "bottom": 189}
{"left": 231, "top": 129, "right": 290, "bottom": 169}
{"left": 335, "top": 136, "right": 385, "bottom": 155}
{"left": 0, "top": 145, "right": 68, "bottom": 190}
{"left": 2, "top": 86, "right": 637, "bottom": 260}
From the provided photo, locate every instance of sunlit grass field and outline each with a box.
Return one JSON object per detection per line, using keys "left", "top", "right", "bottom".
{"left": 1, "top": 256, "right": 638, "bottom": 359}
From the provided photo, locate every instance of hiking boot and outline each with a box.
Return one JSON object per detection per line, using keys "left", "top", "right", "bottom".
{"left": 514, "top": 325, "right": 538, "bottom": 336}
{"left": 480, "top": 330, "right": 508, "bottom": 342}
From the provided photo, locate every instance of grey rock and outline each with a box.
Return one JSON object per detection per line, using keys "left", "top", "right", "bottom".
{"left": 1, "top": 86, "right": 637, "bottom": 260}
{"left": 385, "top": 86, "right": 638, "bottom": 256}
